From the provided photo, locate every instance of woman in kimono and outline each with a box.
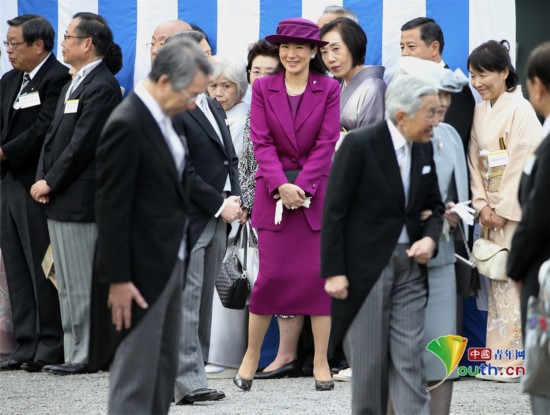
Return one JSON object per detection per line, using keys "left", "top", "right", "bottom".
{"left": 468, "top": 40, "right": 542, "bottom": 380}
{"left": 320, "top": 17, "right": 386, "bottom": 149}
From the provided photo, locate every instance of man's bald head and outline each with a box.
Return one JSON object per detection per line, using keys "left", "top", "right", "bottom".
{"left": 150, "top": 19, "right": 192, "bottom": 61}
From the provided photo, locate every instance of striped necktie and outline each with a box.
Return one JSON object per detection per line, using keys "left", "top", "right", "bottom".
{"left": 12, "top": 74, "right": 31, "bottom": 110}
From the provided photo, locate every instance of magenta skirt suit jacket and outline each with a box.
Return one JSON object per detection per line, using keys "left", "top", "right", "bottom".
{"left": 249, "top": 70, "right": 340, "bottom": 315}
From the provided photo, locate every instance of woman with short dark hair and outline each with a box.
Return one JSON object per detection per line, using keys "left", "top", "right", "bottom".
{"left": 320, "top": 17, "right": 386, "bottom": 149}
{"left": 468, "top": 40, "right": 542, "bottom": 381}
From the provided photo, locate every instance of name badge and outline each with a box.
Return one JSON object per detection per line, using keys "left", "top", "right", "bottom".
{"left": 487, "top": 150, "right": 509, "bottom": 168}
{"left": 64, "top": 99, "right": 79, "bottom": 114}
{"left": 523, "top": 153, "right": 536, "bottom": 176}
{"left": 18, "top": 91, "right": 41, "bottom": 109}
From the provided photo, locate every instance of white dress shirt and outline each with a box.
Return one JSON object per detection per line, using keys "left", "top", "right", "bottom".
{"left": 387, "top": 119, "right": 411, "bottom": 243}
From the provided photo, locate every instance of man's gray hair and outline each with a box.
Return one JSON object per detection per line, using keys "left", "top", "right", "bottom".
{"left": 385, "top": 75, "right": 438, "bottom": 123}
{"left": 166, "top": 30, "right": 205, "bottom": 45}
{"left": 148, "top": 38, "right": 212, "bottom": 91}
{"left": 322, "top": 5, "right": 359, "bottom": 23}
{"left": 211, "top": 56, "right": 248, "bottom": 103}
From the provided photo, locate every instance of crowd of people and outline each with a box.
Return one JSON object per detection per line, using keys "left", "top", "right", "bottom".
{"left": 0, "top": 4, "right": 549, "bottom": 415}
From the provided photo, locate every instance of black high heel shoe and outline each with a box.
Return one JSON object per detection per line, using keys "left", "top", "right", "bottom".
{"left": 233, "top": 373, "right": 253, "bottom": 391}
{"left": 315, "top": 378, "right": 335, "bottom": 391}
{"left": 254, "top": 359, "right": 301, "bottom": 379}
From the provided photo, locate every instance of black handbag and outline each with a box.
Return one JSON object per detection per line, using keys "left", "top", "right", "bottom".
{"left": 455, "top": 222, "right": 480, "bottom": 297}
{"left": 284, "top": 169, "right": 301, "bottom": 184}
{"left": 215, "top": 224, "right": 250, "bottom": 309}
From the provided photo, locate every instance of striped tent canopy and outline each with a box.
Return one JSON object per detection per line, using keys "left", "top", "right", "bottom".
{"left": 1, "top": 0, "right": 515, "bottom": 95}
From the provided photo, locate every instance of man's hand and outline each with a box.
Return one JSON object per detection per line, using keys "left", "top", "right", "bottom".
{"left": 221, "top": 196, "right": 242, "bottom": 223}
{"left": 444, "top": 202, "right": 460, "bottom": 228}
{"left": 406, "top": 236, "right": 436, "bottom": 265}
{"left": 0, "top": 147, "right": 6, "bottom": 161}
{"left": 30, "top": 180, "right": 52, "bottom": 204}
{"left": 108, "top": 282, "right": 148, "bottom": 331}
{"left": 277, "top": 183, "right": 306, "bottom": 210}
{"left": 325, "top": 275, "right": 349, "bottom": 300}
{"left": 420, "top": 209, "right": 433, "bottom": 221}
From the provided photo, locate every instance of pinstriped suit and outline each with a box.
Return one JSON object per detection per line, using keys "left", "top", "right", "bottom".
{"left": 35, "top": 61, "right": 121, "bottom": 365}
{"left": 171, "top": 96, "right": 240, "bottom": 401}
{"left": 322, "top": 120, "right": 444, "bottom": 414}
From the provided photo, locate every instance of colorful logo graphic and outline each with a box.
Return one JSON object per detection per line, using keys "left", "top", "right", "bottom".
{"left": 425, "top": 335, "right": 468, "bottom": 391}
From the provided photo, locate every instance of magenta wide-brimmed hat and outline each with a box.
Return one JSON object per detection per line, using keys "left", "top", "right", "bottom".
{"left": 265, "top": 18, "right": 328, "bottom": 47}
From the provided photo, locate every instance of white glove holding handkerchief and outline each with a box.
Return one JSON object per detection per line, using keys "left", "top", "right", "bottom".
{"left": 274, "top": 198, "right": 312, "bottom": 225}
{"left": 451, "top": 200, "right": 476, "bottom": 226}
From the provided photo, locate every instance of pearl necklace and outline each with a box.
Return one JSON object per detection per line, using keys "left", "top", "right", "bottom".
{"left": 285, "top": 81, "right": 306, "bottom": 96}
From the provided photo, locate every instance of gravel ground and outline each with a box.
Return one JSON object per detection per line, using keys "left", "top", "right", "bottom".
{"left": 1, "top": 371, "right": 531, "bottom": 414}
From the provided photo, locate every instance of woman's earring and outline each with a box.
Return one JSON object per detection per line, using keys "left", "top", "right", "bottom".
{"left": 311, "top": 55, "right": 315, "bottom": 59}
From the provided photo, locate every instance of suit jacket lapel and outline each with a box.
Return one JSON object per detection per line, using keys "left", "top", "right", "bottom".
{"left": 188, "top": 105, "right": 227, "bottom": 154}
{"left": 407, "top": 144, "right": 424, "bottom": 211}
{"left": 3, "top": 72, "right": 22, "bottom": 133}
{"left": 68, "top": 61, "right": 105, "bottom": 101}
{"left": 267, "top": 73, "right": 297, "bottom": 150}
{"left": 208, "top": 98, "right": 232, "bottom": 154}
{"left": 44, "top": 82, "right": 71, "bottom": 146}
{"left": 130, "top": 93, "right": 185, "bottom": 201}
{"left": 45, "top": 63, "right": 107, "bottom": 146}
{"left": 294, "top": 74, "right": 322, "bottom": 132}
{"left": 371, "top": 123, "right": 405, "bottom": 207}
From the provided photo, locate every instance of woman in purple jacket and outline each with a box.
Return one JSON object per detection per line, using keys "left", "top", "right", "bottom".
{"left": 234, "top": 18, "right": 340, "bottom": 392}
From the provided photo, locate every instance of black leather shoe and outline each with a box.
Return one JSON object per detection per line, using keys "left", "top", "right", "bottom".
{"left": 175, "top": 388, "right": 225, "bottom": 405}
{"left": 43, "top": 363, "right": 87, "bottom": 375}
{"left": 315, "top": 378, "right": 335, "bottom": 391}
{"left": 254, "top": 359, "right": 301, "bottom": 379}
{"left": 21, "top": 360, "right": 50, "bottom": 373}
{"left": 0, "top": 359, "right": 22, "bottom": 371}
{"left": 233, "top": 373, "right": 253, "bottom": 391}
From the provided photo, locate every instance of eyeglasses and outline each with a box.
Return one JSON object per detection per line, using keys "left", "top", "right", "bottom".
{"left": 63, "top": 34, "right": 89, "bottom": 41}
{"left": 3, "top": 40, "right": 26, "bottom": 49}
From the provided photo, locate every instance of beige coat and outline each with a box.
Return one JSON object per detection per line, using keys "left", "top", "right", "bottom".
{"left": 468, "top": 88, "right": 542, "bottom": 246}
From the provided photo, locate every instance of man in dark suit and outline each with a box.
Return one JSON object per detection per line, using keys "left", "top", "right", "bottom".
{"left": 322, "top": 75, "right": 444, "bottom": 414}
{"left": 507, "top": 41, "right": 550, "bottom": 415}
{"left": 163, "top": 34, "right": 241, "bottom": 405}
{"left": 0, "top": 14, "right": 69, "bottom": 372}
{"left": 94, "top": 38, "right": 211, "bottom": 415}
{"left": 29, "top": 12, "right": 121, "bottom": 375}
{"left": 400, "top": 17, "right": 475, "bottom": 151}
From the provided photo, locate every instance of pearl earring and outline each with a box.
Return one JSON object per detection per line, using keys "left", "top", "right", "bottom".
{"left": 311, "top": 55, "right": 315, "bottom": 59}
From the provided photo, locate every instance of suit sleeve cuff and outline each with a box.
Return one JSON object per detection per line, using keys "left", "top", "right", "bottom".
{"left": 215, "top": 199, "right": 228, "bottom": 218}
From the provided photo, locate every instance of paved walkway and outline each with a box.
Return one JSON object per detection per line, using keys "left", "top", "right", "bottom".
{"left": 1, "top": 371, "right": 531, "bottom": 414}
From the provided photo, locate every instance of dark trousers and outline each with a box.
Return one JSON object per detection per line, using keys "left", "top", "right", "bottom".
{"left": 0, "top": 172, "right": 63, "bottom": 363}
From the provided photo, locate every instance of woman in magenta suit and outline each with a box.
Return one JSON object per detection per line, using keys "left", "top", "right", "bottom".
{"left": 234, "top": 18, "right": 340, "bottom": 392}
